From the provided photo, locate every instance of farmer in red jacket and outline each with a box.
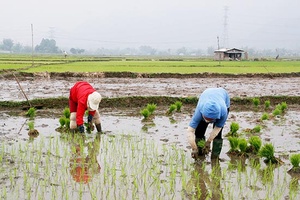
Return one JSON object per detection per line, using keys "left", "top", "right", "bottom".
{"left": 69, "top": 81, "right": 102, "bottom": 133}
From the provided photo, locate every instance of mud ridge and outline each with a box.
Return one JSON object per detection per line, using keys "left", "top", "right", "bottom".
{"left": 0, "top": 96, "right": 299, "bottom": 111}
{"left": 2, "top": 71, "right": 300, "bottom": 79}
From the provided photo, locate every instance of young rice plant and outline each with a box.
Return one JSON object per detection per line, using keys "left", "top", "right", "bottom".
{"left": 229, "top": 122, "right": 240, "bottom": 137}
{"left": 26, "top": 107, "right": 36, "bottom": 119}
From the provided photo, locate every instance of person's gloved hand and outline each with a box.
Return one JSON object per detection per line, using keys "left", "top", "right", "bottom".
{"left": 87, "top": 115, "right": 94, "bottom": 132}
{"left": 187, "top": 126, "right": 198, "bottom": 159}
{"left": 191, "top": 149, "right": 199, "bottom": 160}
{"left": 202, "top": 141, "right": 211, "bottom": 155}
{"left": 78, "top": 125, "right": 84, "bottom": 133}
{"left": 87, "top": 114, "right": 93, "bottom": 122}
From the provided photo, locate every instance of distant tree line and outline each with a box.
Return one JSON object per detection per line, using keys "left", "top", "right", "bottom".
{"left": 0, "top": 38, "right": 85, "bottom": 55}
{"left": 1, "top": 37, "right": 300, "bottom": 58}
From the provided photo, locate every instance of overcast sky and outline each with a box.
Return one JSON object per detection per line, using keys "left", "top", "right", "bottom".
{"left": 1, "top": 0, "right": 299, "bottom": 51}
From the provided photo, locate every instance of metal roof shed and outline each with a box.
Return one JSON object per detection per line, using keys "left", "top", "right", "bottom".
{"left": 214, "top": 48, "right": 244, "bottom": 61}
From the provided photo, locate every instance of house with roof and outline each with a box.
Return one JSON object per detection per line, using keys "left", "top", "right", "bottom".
{"left": 214, "top": 48, "right": 245, "bottom": 61}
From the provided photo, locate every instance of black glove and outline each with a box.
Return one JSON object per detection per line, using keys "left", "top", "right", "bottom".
{"left": 88, "top": 114, "right": 93, "bottom": 122}
{"left": 78, "top": 125, "right": 84, "bottom": 133}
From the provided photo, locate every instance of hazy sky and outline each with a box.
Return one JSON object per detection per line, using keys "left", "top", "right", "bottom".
{"left": 1, "top": 0, "right": 299, "bottom": 51}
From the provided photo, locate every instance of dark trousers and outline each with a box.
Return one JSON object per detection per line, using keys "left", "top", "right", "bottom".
{"left": 195, "top": 108, "right": 229, "bottom": 140}
{"left": 195, "top": 108, "right": 229, "bottom": 157}
{"left": 195, "top": 120, "right": 223, "bottom": 140}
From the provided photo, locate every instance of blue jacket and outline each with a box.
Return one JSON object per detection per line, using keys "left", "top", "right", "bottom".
{"left": 189, "top": 88, "right": 230, "bottom": 129}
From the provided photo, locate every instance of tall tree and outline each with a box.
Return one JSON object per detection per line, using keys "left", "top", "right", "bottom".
{"left": 2, "top": 38, "right": 14, "bottom": 51}
{"left": 35, "top": 38, "right": 60, "bottom": 53}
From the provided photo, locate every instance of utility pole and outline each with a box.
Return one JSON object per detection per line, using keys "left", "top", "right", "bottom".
{"left": 31, "top": 24, "right": 34, "bottom": 67}
{"left": 217, "top": 36, "right": 221, "bottom": 65}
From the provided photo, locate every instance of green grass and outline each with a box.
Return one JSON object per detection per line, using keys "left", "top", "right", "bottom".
{"left": 19, "top": 60, "right": 300, "bottom": 73}
{"left": 0, "top": 63, "right": 30, "bottom": 70}
{"left": 0, "top": 54, "right": 300, "bottom": 74}
{"left": 1, "top": 54, "right": 300, "bottom": 74}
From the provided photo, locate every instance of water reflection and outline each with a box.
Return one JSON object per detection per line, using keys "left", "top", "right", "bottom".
{"left": 69, "top": 134, "right": 101, "bottom": 184}
{"left": 227, "top": 154, "right": 247, "bottom": 172}
{"left": 141, "top": 120, "right": 156, "bottom": 132}
{"left": 186, "top": 158, "right": 223, "bottom": 200}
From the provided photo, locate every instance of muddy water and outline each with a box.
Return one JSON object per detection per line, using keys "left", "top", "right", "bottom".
{"left": 1, "top": 107, "right": 299, "bottom": 159}
{"left": 1, "top": 75, "right": 300, "bottom": 199}
{"left": 1, "top": 76, "right": 300, "bottom": 101}
{"left": 0, "top": 106, "right": 300, "bottom": 199}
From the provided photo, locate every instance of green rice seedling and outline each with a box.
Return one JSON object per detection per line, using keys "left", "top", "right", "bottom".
{"left": 27, "top": 121, "right": 39, "bottom": 138}
{"left": 252, "top": 98, "right": 260, "bottom": 108}
{"left": 229, "top": 122, "right": 239, "bottom": 137}
{"left": 197, "top": 139, "right": 205, "bottom": 148}
{"left": 65, "top": 118, "right": 70, "bottom": 129}
{"left": 228, "top": 136, "right": 239, "bottom": 153}
{"left": 146, "top": 103, "right": 157, "bottom": 115}
{"left": 272, "top": 108, "right": 282, "bottom": 116}
{"left": 280, "top": 102, "right": 287, "bottom": 112}
{"left": 140, "top": 108, "right": 150, "bottom": 120}
{"left": 174, "top": 101, "right": 182, "bottom": 112}
{"left": 238, "top": 138, "right": 248, "bottom": 155}
{"left": 259, "top": 143, "right": 282, "bottom": 164}
{"left": 197, "top": 139, "right": 205, "bottom": 150}
{"left": 28, "top": 121, "right": 35, "bottom": 130}
{"left": 63, "top": 107, "right": 70, "bottom": 118}
{"left": 274, "top": 102, "right": 288, "bottom": 115}
{"left": 259, "top": 143, "right": 274, "bottom": 162}
{"left": 84, "top": 122, "right": 92, "bottom": 133}
{"left": 275, "top": 104, "right": 283, "bottom": 112}
{"left": 26, "top": 107, "right": 36, "bottom": 118}
{"left": 252, "top": 125, "right": 261, "bottom": 133}
{"left": 167, "top": 104, "right": 177, "bottom": 115}
{"left": 261, "top": 112, "right": 269, "bottom": 120}
{"left": 247, "top": 136, "right": 262, "bottom": 154}
{"left": 59, "top": 117, "right": 66, "bottom": 127}
{"left": 289, "top": 154, "right": 300, "bottom": 169}
{"left": 264, "top": 100, "right": 271, "bottom": 110}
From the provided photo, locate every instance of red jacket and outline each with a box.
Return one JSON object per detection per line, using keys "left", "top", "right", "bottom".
{"left": 69, "top": 81, "right": 96, "bottom": 126}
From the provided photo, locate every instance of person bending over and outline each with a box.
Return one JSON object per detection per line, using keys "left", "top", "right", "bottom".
{"left": 187, "top": 87, "right": 230, "bottom": 159}
{"left": 69, "top": 81, "right": 102, "bottom": 133}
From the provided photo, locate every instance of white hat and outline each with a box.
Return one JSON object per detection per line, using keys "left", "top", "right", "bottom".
{"left": 87, "top": 92, "right": 102, "bottom": 111}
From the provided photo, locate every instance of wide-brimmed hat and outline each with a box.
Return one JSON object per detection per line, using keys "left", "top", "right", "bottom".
{"left": 87, "top": 92, "right": 102, "bottom": 111}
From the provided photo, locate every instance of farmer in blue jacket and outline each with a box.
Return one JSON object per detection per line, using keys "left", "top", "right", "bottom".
{"left": 187, "top": 87, "right": 230, "bottom": 159}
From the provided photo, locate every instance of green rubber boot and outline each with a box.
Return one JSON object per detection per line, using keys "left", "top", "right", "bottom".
{"left": 211, "top": 138, "right": 223, "bottom": 159}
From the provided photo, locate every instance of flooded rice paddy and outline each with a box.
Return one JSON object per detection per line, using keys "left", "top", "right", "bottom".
{"left": 0, "top": 105, "right": 300, "bottom": 199}
{"left": 0, "top": 74, "right": 300, "bottom": 199}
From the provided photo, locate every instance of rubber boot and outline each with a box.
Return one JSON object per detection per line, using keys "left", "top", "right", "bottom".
{"left": 95, "top": 123, "right": 102, "bottom": 133}
{"left": 211, "top": 138, "right": 223, "bottom": 159}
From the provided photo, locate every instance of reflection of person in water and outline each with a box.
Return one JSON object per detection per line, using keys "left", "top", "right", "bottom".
{"left": 186, "top": 158, "right": 223, "bottom": 200}
{"left": 69, "top": 134, "right": 101, "bottom": 184}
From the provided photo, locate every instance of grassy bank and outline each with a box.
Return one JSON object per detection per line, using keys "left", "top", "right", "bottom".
{"left": 0, "top": 96, "right": 299, "bottom": 111}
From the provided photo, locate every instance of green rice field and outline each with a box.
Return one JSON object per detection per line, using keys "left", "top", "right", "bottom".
{"left": 0, "top": 54, "right": 300, "bottom": 74}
